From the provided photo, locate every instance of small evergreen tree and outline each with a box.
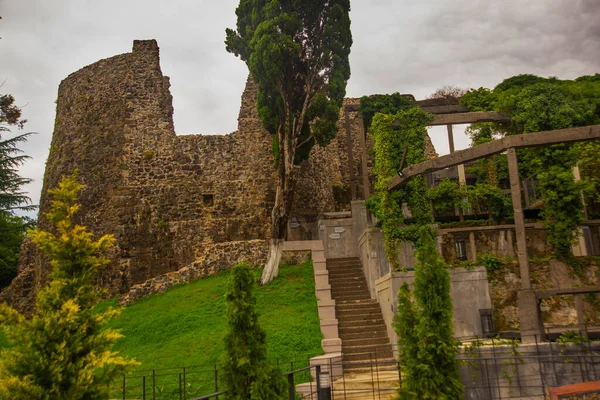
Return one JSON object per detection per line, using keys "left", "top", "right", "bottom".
{"left": 394, "top": 227, "right": 463, "bottom": 400}
{"left": 0, "top": 173, "right": 137, "bottom": 399}
{"left": 0, "top": 93, "right": 36, "bottom": 289}
{"left": 221, "top": 264, "right": 286, "bottom": 400}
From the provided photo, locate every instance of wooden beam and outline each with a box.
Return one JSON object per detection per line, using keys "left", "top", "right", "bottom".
{"left": 421, "top": 104, "right": 470, "bottom": 114}
{"left": 430, "top": 111, "right": 510, "bottom": 126}
{"left": 344, "top": 103, "right": 471, "bottom": 115}
{"left": 508, "top": 148, "right": 530, "bottom": 290}
{"left": 535, "top": 286, "right": 600, "bottom": 299}
{"left": 388, "top": 125, "right": 600, "bottom": 190}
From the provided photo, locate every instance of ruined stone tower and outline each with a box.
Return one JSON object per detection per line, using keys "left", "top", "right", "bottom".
{"left": 1, "top": 40, "right": 436, "bottom": 312}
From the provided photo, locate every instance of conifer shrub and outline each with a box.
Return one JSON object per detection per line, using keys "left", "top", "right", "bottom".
{"left": 221, "top": 263, "right": 286, "bottom": 400}
{"left": 394, "top": 227, "right": 463, "bottom": 399}
{"left": 0, "top": 173, "right": 137, "bottom": 399}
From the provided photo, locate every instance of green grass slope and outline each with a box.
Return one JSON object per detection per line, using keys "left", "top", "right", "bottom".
{"left": 0, "top": 261, "right": 323, "bottom": 398}
{"left": 102, "top": 261, "right": 322, "bottom": 367}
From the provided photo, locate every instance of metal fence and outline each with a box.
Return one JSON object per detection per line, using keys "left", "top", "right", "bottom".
{"left": 109, "top": 354, "right": 315, "bottom": 400}
{"left": 110, "top": 327, "right": 600, "bottom": 400}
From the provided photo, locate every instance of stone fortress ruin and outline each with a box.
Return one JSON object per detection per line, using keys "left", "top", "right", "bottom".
{"left": 0, "top": 39, "right": 437, "bottom": 312}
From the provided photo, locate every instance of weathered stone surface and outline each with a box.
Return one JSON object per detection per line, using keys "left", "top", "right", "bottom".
{"left": 1, "top": 40, "right": 438, "bottom": 309}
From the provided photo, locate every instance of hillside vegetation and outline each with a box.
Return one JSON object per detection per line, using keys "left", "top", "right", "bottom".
{"left": 1, "top": 261, "right": 323, "bottom": 398}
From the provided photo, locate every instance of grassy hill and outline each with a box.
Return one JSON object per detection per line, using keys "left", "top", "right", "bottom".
{"left": 1, "top": 261, "right": 323, "bottom": 399}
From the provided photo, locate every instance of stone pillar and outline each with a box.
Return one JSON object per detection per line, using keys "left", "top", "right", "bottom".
{"left": 575, "top": 294, "right": 588, "bottom": 339}
{"left": 469, "top": 231, "right": 477, "bottom": 263}
{"left": 345, "top": 110, "right": 357, "bottom": 200}
{"left": 508, "top": 147, "right": 543, "bottom": 342}
{"left": 358, "top": 115, "right": 371, "bottom": 200}
{"left": 517, "top": 290, "right": 543, "bottom": 344}
{"left": 507, "top": 229, "right": 515, "bottom": 258}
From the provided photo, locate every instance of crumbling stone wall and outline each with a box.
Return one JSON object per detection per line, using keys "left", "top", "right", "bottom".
{"left": 2, "top": 40, "right": 438, "bottom": 311}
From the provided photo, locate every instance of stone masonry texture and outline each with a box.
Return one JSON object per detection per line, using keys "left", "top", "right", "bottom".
{"left": 1, "top": 40, "right": 437, "bottom": 311}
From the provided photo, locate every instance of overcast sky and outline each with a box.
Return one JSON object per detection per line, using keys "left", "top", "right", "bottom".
{"left": 1, "top": 0, "right": 599, "bottom": 218}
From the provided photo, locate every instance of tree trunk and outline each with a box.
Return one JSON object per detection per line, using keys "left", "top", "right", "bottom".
{"left": 261, "top": 130, "right": 296, "bottom": 285}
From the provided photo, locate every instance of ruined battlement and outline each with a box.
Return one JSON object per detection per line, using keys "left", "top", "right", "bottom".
{"left": 1, "top": 40, "right": 434, "bottom": 312}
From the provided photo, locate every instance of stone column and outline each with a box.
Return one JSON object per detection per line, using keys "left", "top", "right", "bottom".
{"left": 358, "top": 115, "right": 371, "bottom": 200}
{"left": 469, "top": 231, "right": 477, "bottom": 263}
{"left": 345, "top": 110, "right": 357, "bottom": 200}
{"left": 575, "top": 294, "right": 588, "bottom": 339}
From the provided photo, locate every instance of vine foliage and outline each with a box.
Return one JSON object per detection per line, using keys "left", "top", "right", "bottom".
{"left": 364, "top": 107, "right": 433, "bottom": 267}
{"left": 461, "top": 74, "right": 600, "bottom": 260}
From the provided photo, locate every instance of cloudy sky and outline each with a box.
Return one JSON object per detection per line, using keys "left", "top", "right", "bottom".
{"left": 1, "top": 0, "right": 599, "bottom": 218}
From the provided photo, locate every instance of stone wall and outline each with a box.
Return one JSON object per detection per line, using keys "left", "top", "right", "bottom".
{"left": 5, "top": 39, "right": 411, "bottom": 311}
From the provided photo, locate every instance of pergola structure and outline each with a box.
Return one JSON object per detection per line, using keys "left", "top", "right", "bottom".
{"left": 387, "top": 120, "right": 600, "bottom": 343}
{"left": 343, "top": 98, "right": 600, "bottom": 343}
{"left": 343, "top": 98, "right": 510, "bottom": 201}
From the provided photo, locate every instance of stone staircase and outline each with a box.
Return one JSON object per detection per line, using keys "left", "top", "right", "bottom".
{"left": 327, "top": 257, "right": 396, "bottom": 373}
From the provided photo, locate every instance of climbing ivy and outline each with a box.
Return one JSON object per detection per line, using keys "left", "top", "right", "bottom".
{"left": 426, "top": 179, "right": 466, "bottom": 214}
{"left": 365, "top": 107, "right": 433, "bottom": 267}
{"left": 359, "top": 93, "right": 413, "bottom": 130}
{"left": 461, "top": 74, "right": 600, "bottom": 260}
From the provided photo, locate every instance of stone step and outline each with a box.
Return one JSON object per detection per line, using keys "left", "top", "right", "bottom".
{"left": 339, "top": 325, "right": 388, "bottom": 335}
{"left": 340, "top": 330, "right": 389, "bottom": 341}
{"left": 342, "top": 337, "right": 391, "bottom": 347}
{"left": 330, "top": 285, "right": 370, "bottom": 293}
{"left": 336, "top": 311, "right": 383, "bottom": 320}
{"left": 328, "top": 277, "right": 366, "bottom": 286}
{"left": 343, "top": 350, "right": 395, "bottom": 363}
{"left": 336, "top": 299, "right": 379, "bottom": 307}
{"left": 326, "top": 264, "right": 363, "bottom": 270}
{"left": 343, "top": 360, "right": 399, "bottom": 374}
{"left": 331, "top": 288, "right": 371, "bottom": 297}
{"left": 327, "top": 259, "right": 361, "bottom": 264}
{"left": 335, "top": 311, "right": 384, "bottom": 321}
{"left": 336, "top": 306, "right": 380, "bottom": 314}
{"left": 338, "top": 318, "right": 385, "bottom": 328}
{"left": 327, "top": 269, "right": 365, "bottom": 279}
{"left": 334, "top": 294, "right": 372, "bottom": 301}
{"left": 326, "top": 260, "right": 362, "bottom": 266}
{"left": 342, "top": 344, "right": 393, "bottom": 355}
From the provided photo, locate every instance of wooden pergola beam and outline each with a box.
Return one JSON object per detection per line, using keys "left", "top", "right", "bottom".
{"left": 343, "top": 103, "right": 470, "bottom": 115}
{"left": 430, "top": 111, "right": 509, "bottom": 126}
{"left": 535, "top": 286, "right": 600, "bottom": 299}
{"left": 388, "top": 125, "right": 600, "bottom": 190}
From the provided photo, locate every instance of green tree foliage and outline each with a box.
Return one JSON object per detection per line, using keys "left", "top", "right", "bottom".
{"left": 366, "top": 108, "right": 433, "bottom": 267}
{"left": 0, "top": 93, "right": 36, "bottom": 289}
{"left": 465, "top": 122, "right": 508, "bottom": 186}
{"left": 359, "top": 93, "right": 412, "bottom": 131}
{"left": 225, "top": 0, "right": 352, "bottom": 284}
{"left": 466, "top": 184, "right": 512, "bottom": 224}
{"left": 0, "top": 213, "right": 28, "bottom": 289}
{"left": 0, "top": 93, "right": 34, "bottom": 213}
{"left": 426, "top": 179, "right": 464, "bottom": 214}
{"left": 461, "top": 74, "right": 600, "bottom": 259}
{"left": 394, "top": 227, "right": 463, "bottom": 399}
{"left": 0, "top": 174, "right": 136, "bottom": 399}
{"left": 221, "top": 264, "right": 286, "bottom": 400}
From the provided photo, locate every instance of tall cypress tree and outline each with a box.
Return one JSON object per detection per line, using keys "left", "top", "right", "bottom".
{"left": 394, "top": 227, "right": 463, "bottom": 399}
{"left": 221, "top": 264, "right": 286, "bottom": 400}
{"left": 225, "top": 0, "right": 352, "bottom": 284}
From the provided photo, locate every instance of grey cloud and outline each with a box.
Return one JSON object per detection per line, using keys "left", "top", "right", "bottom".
{"left": 0, "top": 0, "right": 598, "bottom": 216}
